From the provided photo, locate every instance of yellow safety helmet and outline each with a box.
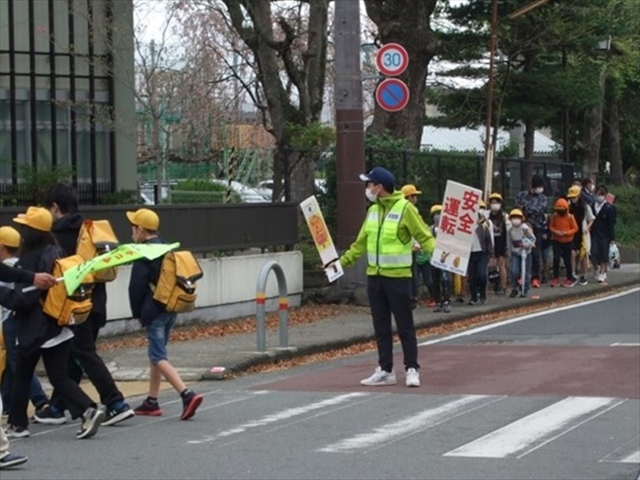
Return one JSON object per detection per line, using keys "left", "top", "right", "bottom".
{"left": 489, "top": 192, "right": 503, "bottom": 202}
{"left": 509, "top": 208, "right": 524, "bottom": 218}
{"left": 430, "top": 204, "right": 442, "bottom": 215}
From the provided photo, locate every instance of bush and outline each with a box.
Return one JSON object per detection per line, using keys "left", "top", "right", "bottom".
{"left": 609, "top": 186, "right": 640, "bottom": 248}
{"left": 171, "top": 179, "right": 240, "bottom": 204}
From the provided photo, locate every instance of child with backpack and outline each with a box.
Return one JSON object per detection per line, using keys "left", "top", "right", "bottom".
{"left": 0, "top": 207, "right": 104, "bottom": 439}
{"left": 549, "top": 198, "right": 579, "bottom": 287}
{"left": 507, "top": 209, "right": 536, "bottom": 298}
{"left": 428, "top": 205, "right": 451, "bottom": 313}
{"left": 41, "top": 183, "right": 134, "bottom": 427}
{"left": 0, "top": 226, "right": 50, "bottom": 416}
{"left": 126, "top": 208, "right": 203, "bottom": 419}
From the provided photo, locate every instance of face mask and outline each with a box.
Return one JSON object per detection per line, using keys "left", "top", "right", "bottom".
{"left": 556, "top": 209, "right": 567, "bottom": 215}
{"left": 588, "top": 185, "right": 595, "bottom": 192}
{"left": 433, "top": 214, "right": 441, "bottom": 226}
{"left": 596, "top": 195, "right": 606, "bottom": 204}
{"left": 570, "top": 197, "right": 578, "bottom": 204}
{"left": 534, "top": 187, "right": 544, "bottom": 195}
{"left": 490, "top": 203, "right": 501, "bottom": 212}
{"left": 511, "top": 218, "right": 522, "bottom": 227}
{"left": 365, "top": 187, "right": 378, "bottom": 203}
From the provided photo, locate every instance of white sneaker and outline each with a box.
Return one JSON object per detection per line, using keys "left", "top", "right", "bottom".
{"left": 406, "top": 368, "right": 420, "bottom": 387}
{"left": 360, "top": 367, "right": 397, "bottom": 386}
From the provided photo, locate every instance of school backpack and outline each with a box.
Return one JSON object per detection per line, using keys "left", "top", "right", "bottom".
{"left": 151, "top": 251, "right": 203, "bottom": 313}
{"left": 76, "top": 219, "right": 119, "bottom": 282}
{"left": 42, "top": 254, "right": 94, "bottom": 326}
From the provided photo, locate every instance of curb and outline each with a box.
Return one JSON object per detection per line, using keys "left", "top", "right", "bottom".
{"left": 201, "top": 279, "right": 640, "bottom": 381}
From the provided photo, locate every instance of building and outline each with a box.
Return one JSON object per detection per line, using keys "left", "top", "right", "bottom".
{"left": 0, "top": 0, "right": 136, "bottom": 204}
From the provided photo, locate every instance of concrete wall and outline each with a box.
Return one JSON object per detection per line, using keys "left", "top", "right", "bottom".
{"left": 100, "top": 251, "right": 303, "bottom": 337}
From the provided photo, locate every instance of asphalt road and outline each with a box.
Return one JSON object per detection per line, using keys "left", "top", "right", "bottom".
{"left": 4, "top": 288, "right": 640, "bottom": 480}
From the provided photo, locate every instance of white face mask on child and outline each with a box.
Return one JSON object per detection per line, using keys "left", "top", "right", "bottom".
{"left": 490, "top": 203, "right": 501, "bottom": 212}
{"left": 511, "top": 218, "right": 522, "bottom": 227}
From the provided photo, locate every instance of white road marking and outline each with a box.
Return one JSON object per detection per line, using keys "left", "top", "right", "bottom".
{"left": 188, "top": 392, "right": 368, "bottom": 445}
{"left": 610, "top": 343, "right": 640, "bottom": 347}
{"left": 600, "top": 436, "right": 640, "bottom": 464}
{"left": 318, "top": 395, "right": 502, "bottom": 454}
{"left": 444, "top": 396, "right": 625, "bottom": 459}
{"left": 419, "top": 287, "right": 640, "bottom": 347}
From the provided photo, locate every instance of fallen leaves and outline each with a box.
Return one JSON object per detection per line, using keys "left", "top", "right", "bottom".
{"left": 97, "top": 303, "right": 357, "bottom": 353}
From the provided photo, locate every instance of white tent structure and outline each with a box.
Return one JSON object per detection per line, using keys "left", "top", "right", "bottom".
{"left": 420, "top": 125, "right": 559, "bottom": 155}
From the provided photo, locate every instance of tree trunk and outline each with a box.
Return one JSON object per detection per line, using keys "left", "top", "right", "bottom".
{"left": 364, "top": 0, "right": 441, "bottom": 149}
{"left": 607, "top": 100, "right": 624, "bottom": 186}
{"left": 581, "top": 104, "right": 604, "bottom": 180}
{"left": 523, "top": 117, "right": 535, "bottom": 187}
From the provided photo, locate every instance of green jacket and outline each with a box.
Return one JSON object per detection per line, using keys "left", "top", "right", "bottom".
{"left": 340, "top": 191, "right": 436, "bottom": 278}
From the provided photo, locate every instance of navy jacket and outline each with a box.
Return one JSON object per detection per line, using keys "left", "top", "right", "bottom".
{"left": 128, "top": 237, "right": 165, "bottom": 325}
{"left": 0, "top": 245, "right": 64, "bottom": 355}
{"left": 51, "top": 213, "right": 107, "bottom": 318}
{"left": 590, "top": 202, "right": 616, "bottom": 243}
{"left": 0, "top": 262, "right": 34, "bottom": 284}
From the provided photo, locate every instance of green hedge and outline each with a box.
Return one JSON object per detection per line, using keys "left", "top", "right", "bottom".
{"left": 610, "top": 186, "right": 640, "bottom": 248}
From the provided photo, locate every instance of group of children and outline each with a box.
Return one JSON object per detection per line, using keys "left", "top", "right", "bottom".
{"left": 0, "top": 184, "right": 202, "bottom": 469}
{"left": 403, "top": 175, "right": 617, "bottom": 312}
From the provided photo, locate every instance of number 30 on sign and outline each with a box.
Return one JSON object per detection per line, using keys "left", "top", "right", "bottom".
{"left": 375, "top": 43, "right": 409, "bottom": 77}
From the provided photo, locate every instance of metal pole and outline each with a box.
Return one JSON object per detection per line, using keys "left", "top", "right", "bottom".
{"left": 334, "top": 0, "right": 365, "bottom": 250}
{"left": 561, "top": 47, "right": 569, "bottom": 163}
{"left": 255, "top": 261, "right": 290, "bottom": 353}
{"left": 483, "top": 0, "right": 498, "bottom": 200}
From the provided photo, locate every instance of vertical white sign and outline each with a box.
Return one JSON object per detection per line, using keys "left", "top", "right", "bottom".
{"left": 299, "top": 195, "right": 344, "bottom": 282}
{"left": 430, "top": 181, "right": 482, "bottom": 275}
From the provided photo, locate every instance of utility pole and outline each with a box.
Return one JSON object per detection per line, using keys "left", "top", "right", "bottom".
{"left": 334, "top": 0, "right": 365, "bottom": 250}
{"left": 483, "top": 0, "right": 498, "bottom": 200}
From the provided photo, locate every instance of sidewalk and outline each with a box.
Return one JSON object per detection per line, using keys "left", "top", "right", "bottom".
{"left": 91, "top": 264, "right": 640, "bottom": 384}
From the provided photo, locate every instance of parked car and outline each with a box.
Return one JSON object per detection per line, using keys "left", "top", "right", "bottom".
{"left": 210, "top": 179, "right": 270, "bottom": 203}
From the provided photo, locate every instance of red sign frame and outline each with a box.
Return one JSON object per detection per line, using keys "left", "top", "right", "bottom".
{"left": 375, "top": 78, "right": 410, "bottom": 112}
{"left": 375, "top": 43, "right": 409, "bottom": 77}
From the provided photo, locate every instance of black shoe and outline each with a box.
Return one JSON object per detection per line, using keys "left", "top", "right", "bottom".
{"left": 0, "top": 453, "right": 28, "bottom": 469}
{"left": 34, "top": 404, "right": 67, "bottom": 425}
{"left": 103, "top": 402, "right": 135, "bottom": 426}
{"left": 4, "top": 425, "right": 29, "bottom": 438}
{"left": 468, "top": 299, "right": 479, "bottom": 306}
{"left": 509, "top": 289, "right": 518, "bottom": 298}
{"left": 579, "top": 275, "right": 588, "bottom": 286}
{"left": 76, "top": 407, "right": 105, "bottom": 439}
{"left": 410, "top": 298, "right": 418, "bottom": 310}
{"left": 480, "top": 298, "right": 488, "bottom": 305}
{"left": 134, "top": 398, "right": 163, "bottom": 416}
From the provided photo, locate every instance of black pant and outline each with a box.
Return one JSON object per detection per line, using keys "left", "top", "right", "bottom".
{"left": 9, "top": 339, "right": 94, "bottom": 428}
{"left": 52, "top": 312, "right": 123, "bottom": 409}
{"left": 467, "top": 251, "right": 488, "bottom": 302}
{"left": 430, "top": 265, "right": 449, "bottom": 304}
{"left": 367, "top": 276, "right": 419, "bottom": 372}
{"left": 553, "top": 240, "right": 575, "bottom": 280}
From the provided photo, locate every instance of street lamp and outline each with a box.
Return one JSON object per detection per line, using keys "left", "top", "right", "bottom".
{"left": 483, "top": 0, "right": 552, "bottom": 200}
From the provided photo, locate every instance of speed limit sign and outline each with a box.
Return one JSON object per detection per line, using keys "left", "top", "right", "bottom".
{"left": 375, "top": 43, "right": 409, "bottom": 77}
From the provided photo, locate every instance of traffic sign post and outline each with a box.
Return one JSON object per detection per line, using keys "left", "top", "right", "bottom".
{"left": 375, "top": 43, "right": 409, "bottom": 77}
{"left": 375, "top": 78, "right": 410, "bottom": 113}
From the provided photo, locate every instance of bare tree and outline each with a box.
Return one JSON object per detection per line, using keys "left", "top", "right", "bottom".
{"left": 176, "top": 0, "right": 330, "bottom": 203}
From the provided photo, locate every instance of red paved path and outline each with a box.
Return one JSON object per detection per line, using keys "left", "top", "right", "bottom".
{"left": 256, "top": 346, "right": 640, "bottom": 399}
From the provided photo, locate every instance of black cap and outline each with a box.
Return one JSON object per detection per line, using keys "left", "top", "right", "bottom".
{"left": 531, "top": 175, "right": 545, "bottom": 188}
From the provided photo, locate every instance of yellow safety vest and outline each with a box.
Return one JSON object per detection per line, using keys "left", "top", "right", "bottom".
{"left": 365, "top": 199, "right": 412, "bottom": 269}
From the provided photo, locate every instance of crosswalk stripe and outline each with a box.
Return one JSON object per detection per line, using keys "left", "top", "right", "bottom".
{"left": 599, "top": 436, "right": 640, "bottom": 464}
{"left": 444, "top": 396, "right": 625, "bottom": 459}
{"left": 318, "top": 395, "right": 502, "bottom": 453}
{"left": 188, "top": 392, "right": 368, "bottom": 445}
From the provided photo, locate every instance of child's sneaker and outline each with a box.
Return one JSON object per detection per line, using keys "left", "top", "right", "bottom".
{"left": 360, "top": 367, "right": 397, "bottom": 386}
{"left": 550, "top": 278, "right": 560, "bottom": 287}
{"left": 76, "top": 407, "right": 105, "bottom": 439}
{"left": 4, "top": 425, "right": 29, "bottom": 438}
{"left": 562, "top": 278, "right": 577, "bottom": 288}
{"left": 0, "top": 452, "right": 28, "bottom": 469}
{"left": 509, "top": 289, "right": 518, "bottom": 298}
{"left": 442, "top": 301, "right": 451, "bottom": 313}
{"left": 532, "top": 279, "right": 541, "bottom": 288}
{"left": 134, "top": 398, "right": 162, "bottom": 416}
{"left": 34, "top": 404, "right": 67, "bottom": 425}
{"left": 180, "top": 391, "right": 203, "bottom": 420}
{"left": 579, "top": 275, "right": 588, "bottom": 286}
{"left": 103, "top": 402, "right": 135, "bottom": 426}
